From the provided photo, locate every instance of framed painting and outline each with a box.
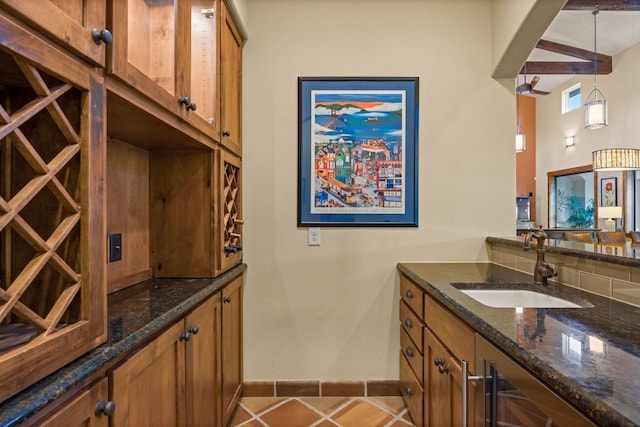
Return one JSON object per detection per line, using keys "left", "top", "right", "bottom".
{"left": 600, "top": 177, "right": 617, "bottom": 207}
{"left": 297, "top": 77, "right": 419, "bottom": 227}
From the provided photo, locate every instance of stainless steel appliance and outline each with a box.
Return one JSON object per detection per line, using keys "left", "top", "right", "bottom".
{"left": 462, "top": 335, "right": 595, "bottom": 427}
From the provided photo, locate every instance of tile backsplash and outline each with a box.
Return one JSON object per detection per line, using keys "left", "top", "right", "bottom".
{"left": 488, "top": 241, "right": 640, "bottom": 308}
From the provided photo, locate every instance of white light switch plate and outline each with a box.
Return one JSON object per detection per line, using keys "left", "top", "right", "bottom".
{"left": 308, "top": 227, "right": 321, "bottom": 246}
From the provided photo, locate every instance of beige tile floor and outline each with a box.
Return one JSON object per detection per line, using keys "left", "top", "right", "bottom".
{"left": 229, "top": 396, "right": 416, "bottom": 427}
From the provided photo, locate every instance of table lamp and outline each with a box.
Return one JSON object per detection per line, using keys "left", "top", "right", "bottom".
{"left": 598, "top": 206, "right": 622, "bottom": 232}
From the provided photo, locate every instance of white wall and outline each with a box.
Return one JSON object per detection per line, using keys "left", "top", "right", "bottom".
{"left": 536, "top": 42, "right": 640, "bottom": 228}
{"left": 242, "top": 0, "right": 517, "bottom": 381}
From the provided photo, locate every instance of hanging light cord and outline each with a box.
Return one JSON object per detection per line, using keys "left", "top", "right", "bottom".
{"left": 593, "top": 8, "right": 599, "bottom": 91}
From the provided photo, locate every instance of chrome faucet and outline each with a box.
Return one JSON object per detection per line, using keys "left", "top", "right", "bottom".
{"left": 524, "top": 228, "right": 557, "bottom": 285}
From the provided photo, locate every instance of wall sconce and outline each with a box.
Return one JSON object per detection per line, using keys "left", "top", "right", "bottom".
{"left": 565, "top": 136, "right": 575, "bottom": 147}
{"left": 598, "top": 206, "right": 622, "bottom": 231}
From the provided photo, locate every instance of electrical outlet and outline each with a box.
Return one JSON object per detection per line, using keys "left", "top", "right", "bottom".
{"left": 308, "top": 227, "right": 321, "bottom": 246}
{"left": 109, "top": 233, "right": 122, "bottom": 262}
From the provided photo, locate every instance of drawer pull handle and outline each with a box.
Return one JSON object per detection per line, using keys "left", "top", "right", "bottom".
{"left": 405, "top": 346, "right": 414, "bottom": 358}
{"left": 405, "top": 385, "right": 413, "bottom": 397}
{"left": 405, "top": 290, "right": 414, "bottom": 299}
{"left": 91, "top": 28, "right": 113, "bottom": 45}
{"left": 404, "top": 318, "right": 412, "bottom": 328}
{"left": 95, "top": 400, "right": 116, "bottom": 416}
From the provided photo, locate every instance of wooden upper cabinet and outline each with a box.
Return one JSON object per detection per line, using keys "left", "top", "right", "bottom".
{"left": 0, "top": 0, "right": 109, "bottom": 66}
{"left": 0, "top": 13, "right": 106, "bottom": 403}
{"left": 220, "top": 0, "right": 243, "bottom": 155}
{"left": 107, "top": 0, "right": 221, "bottom": 140}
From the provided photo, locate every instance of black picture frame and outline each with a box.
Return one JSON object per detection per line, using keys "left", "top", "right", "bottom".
{"left": 297, "top": 77, "right": 419, "bottom": 227}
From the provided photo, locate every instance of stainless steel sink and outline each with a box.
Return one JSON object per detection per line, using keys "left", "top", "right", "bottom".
{"left": 459, "top": 289, "right": 582, "bottom": 308}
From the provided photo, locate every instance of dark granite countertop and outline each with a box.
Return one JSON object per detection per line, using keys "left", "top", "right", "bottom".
{"left": 397, "top": 262, "right": 640, "bottom": 427}
{"left": 488, "top": 235, "right": 640, "bottom": 267}
{"left": 0, "top": 264, "right": 246, "bottom": 426}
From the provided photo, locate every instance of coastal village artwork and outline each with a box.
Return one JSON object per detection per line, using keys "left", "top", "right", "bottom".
{"left": 310, "top": 90, "right": 406, "bottom": 214}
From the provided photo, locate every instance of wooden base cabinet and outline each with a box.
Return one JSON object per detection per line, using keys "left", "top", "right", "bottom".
{"left": 398, "top": 275, "right": 425, "bottom": 426}
{"left": 35, "top": 379, "right": 111, "bottom": 427}
{"left": 399, "top": 273, "right": 476, "bottom": 427}
{"left": 424, "top": 293, "right": 476, "bottom": 427}
{"left": 109, "top": 293, "right": 222, "bottom": 426}
{"left": 221, "top": 275, "right": 243, "bottom": 425}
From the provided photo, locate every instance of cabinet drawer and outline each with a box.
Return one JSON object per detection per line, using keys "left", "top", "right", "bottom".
{"left": 400, "top": 352, "right": 423, "bottom": 427}
{"left": 400, "top": 301, "right": 424, "bottom": 350}
{"left": 424, "top": 294, "right": 475, "bottom": 372}
{"left": 401, "top": 327, "right": 423, "bottom": 384}
{"left": 400, "top": 274, "right": 424, "bottom": 317}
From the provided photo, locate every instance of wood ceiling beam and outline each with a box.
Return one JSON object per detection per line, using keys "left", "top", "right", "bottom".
{"left": 520, "top": 61, "right": 611, "bottom": 74}
{"left": 520, "top": 39, "right": 612, "bottom": 75}
{"left": 563, "top": 0, "right": 640, "bottom": 10}
{"left": 536, "top": 39, "right": 612, "bottom": 62}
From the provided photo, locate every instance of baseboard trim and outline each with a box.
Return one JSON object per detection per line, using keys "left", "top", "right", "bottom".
{"left": 242, "top": 380, "right": 400, "bottom": 398}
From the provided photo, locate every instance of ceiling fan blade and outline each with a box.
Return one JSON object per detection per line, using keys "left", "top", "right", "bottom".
{"left": 530, "top": 76, "right": 541, "bottom": 88}
{"left": 516, "top": 83, "right": 531, "bottom": 93}
{"left": 531, "top": 89, "right": 550, "bottom": 95}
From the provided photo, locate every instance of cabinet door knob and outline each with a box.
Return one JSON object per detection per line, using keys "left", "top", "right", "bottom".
{"left": 223, "top": 296, "right": 232, "bottom": 303}
{"left": 95, "top": 400, "right": 116, "bottom": 416}
{"left": 222, "top": 130, "right": 231, "bottom": 137}
{"left": 91, "top": 28, "right": 113, "bottom": 45}
{"left": 434, "top": 357, "right": 444, "bottom": 366}
{"left": 188, "top": 326, "right": 199, "bottom": 335}
{"left": 405, "top": 346, "right": 414, "bottom": 358}
{"left": 439, "top": 364, "right": 449, "bottom": 374}
{"left": 178, "top": 97, "right": 191, "bottom": 106}
{"left": 405, "top": 290, "right": 414, "bottom": 299}
{"left": 404, "top": 385, "right": 413, "bottom": 397}
{"left": 404, "top": 318, "right": 412, "bottom": 329}
{"left": 179, "top": 332, "right": 191, "bottom": 341}
{"left": 187, "top": 102, "right": 197, "bottom": 111}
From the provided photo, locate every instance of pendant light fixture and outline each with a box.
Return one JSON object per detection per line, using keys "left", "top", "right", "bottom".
{"left": 515, "top": 90, "right": 526, "bottom": 152}
{"left": 585, "top": 8, "right": 607, "bottom": 129}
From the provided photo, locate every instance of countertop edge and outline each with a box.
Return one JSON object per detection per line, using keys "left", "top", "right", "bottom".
{"left": 0, "top": 264, "right": 247, "bottom": 426}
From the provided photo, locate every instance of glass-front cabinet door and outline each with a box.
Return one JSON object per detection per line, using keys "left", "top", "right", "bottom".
{"left": 190, "top": 0, "right": 219, "bottom": 133}
{"left": 108, "top": 0, "right": 220, "bottom": 138}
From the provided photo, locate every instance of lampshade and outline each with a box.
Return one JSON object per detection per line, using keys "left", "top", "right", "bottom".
{"left": 593, "top": 148, "right": 640, "bottom": 170}
{"left": 515, "top": 93, "right": 525, "bottom": 152}
{"left": 585, "top": 95, "right": 607, "bottom": 129}
{"left": 598, "top": 206, "right": 622, "bottom": 232}
{"left": 515, "top": 132, "right": 526, "bottom": 152}
{"left": 598, "top": 206, "right": 622, "bottom": 219}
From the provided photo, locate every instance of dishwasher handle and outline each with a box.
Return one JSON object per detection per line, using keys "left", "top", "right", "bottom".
{"left": 461, "top": 359, "right": 486, "bottom": 427}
